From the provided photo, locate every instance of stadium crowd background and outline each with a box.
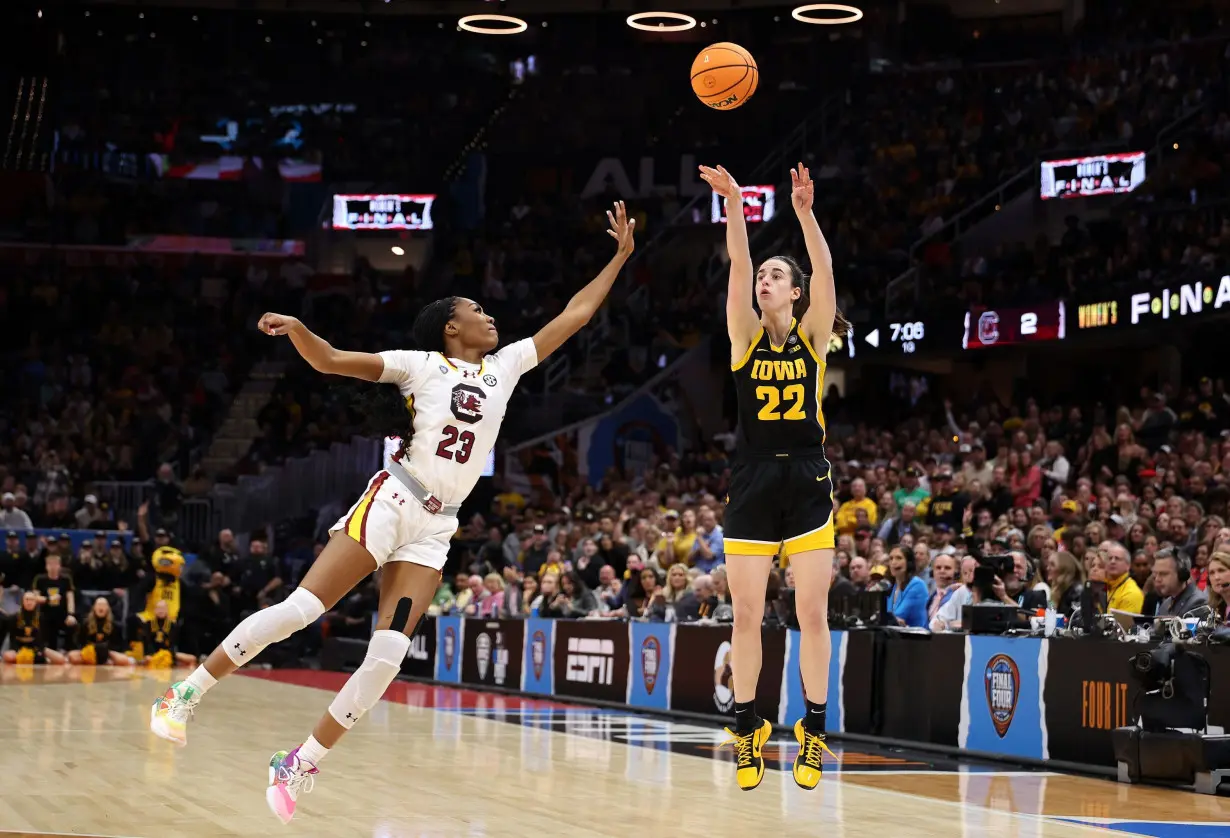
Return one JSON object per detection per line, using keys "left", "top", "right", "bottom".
{"left": 3, "top": 0, "right": 1230, "bottom": 663}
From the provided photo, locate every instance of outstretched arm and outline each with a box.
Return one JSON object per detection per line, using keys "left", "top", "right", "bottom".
{"left": 257, "top": 313, "right": 385, "bottom": 381}
{"left": 531, "top": 201, "right": 635, "bottom": 363}
{"left": 699, "top": 165, "right": 758, "bottom": 364}
{"left": 791, "top": 162, "right": 837, "bottom": 353}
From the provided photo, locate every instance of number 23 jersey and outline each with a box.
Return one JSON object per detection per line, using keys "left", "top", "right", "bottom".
{"left": 378, "top": 338, "right": 538, "bottom": 505}
{"left": 731, "top": 319, "right": 827, "bottom": 458}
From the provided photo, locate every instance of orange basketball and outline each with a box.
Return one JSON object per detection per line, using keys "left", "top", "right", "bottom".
{"left": 690, "top": 42, "right": 758, "bottom": 111}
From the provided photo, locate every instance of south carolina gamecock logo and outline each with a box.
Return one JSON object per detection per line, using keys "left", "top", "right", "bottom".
{"left": 984, "top": 653, "right": 1020, "bottom": 738}
{"left": 978, "top": 311, "right": 1000, "bottom": 346}
{"left": 443, "top": 627, "right": 457, "bottom": 671}
{"left": 640, "top": 637, "right": 661, "bottom": 695}
{"left": 450, "top": 383, "right": 485, "bottom": 424}
{"left": 531, "top": 630, "right": 546, "bottom": 680}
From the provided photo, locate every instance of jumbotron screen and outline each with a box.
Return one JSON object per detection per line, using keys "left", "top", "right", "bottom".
{"left": 1039, "top": 152, "right": 1146, "bottom": 200}
{"left": 331, "top": 194, "right": 436, "bottom": 230}
{"left": 711, "top": 185, "right": 776, "bottom": 224}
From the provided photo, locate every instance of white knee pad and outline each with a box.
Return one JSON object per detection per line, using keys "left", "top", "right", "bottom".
{"left": 223, "top": 588, "right": 325, "bottom": 666}
{"left": 328, "top": 630, "right": 409, "bottom": 730}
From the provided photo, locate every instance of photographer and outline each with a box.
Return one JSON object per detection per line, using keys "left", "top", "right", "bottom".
{"left": 1151, "top": 551, "right": 1207, "bottom": 618}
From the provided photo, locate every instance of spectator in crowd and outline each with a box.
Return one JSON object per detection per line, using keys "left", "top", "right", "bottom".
{"left": 0, "top": 493, "right": 33, "bottom": 530}
{"left": 887, "top": 546, "right": 928, "bottom": 628}
{"left": 31, "top": 553, "right": 76, "bottom": 650}
{"left": 1208, "top": 552, "right": 1230, "bottom": 623}
{"left": 2, "top": 590, "right": 69, "bottom": 664}
{"left": 1104, "top": 541, "right": 1145, "bottom": 614}
{"left": 926, "top": 554, "right": 960, "bottom": 624}
{"left": 68, "top": 596, "right": 131, "bottom": 666}
{"left": 1047, "top": 551, "right": 1086, "bottom": 617}
{"left": 931, "top": 556, "right": 977, "bottom": 632}
{"left": 836, "top": 479, "right": 878, "bottom": 535}
{"left": 692, "top": 507, "right": 725, "bottom": 573}
{"left": 1151, "top": 551, "right": 1208, "bottom": 618}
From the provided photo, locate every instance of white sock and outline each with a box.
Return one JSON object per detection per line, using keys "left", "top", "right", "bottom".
{"left": 298, "top": 735, "right": 329, "bottom": 766}
{"left": 184, "top": 665, "right": 218, "bottom": 698}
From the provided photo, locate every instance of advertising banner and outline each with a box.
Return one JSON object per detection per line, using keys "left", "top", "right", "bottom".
{"left": 1075, "top": 274, "right": 1230, "bottom": 335}
{"left": 552, "top": 620, "right": 630, "bottom": 704}
{"left": 1043, "top": 639, "right": 1141, "bottom": 766}
{"left": 669, "top": 625, "right": 786, "bottom": 720}
{"left": 627, "top": 622, "right": 674, "bottom": 712}
{"left": 460, "top": 619, "right": 524, "bottom": 690}
{"left": 521, "top": 618, "right": 556, "bottom": 696}
{"left": 960, "top": 635, "right": 1047, "bottom": 760}
{"left": 779, "top": 629, "right": 846, "bottom": 731}
{"left": 434, "top": 616, "right": 463, "bottom": 684}
{"left": 399, "top": 614, "right": 436, "bottom": 679}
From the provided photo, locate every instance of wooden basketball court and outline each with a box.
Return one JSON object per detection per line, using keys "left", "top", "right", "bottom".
{"left": 1, "top": 665, "right": 1226, "bottom": 838}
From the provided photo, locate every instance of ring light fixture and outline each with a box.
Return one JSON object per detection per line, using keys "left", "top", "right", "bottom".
{"left": 458, "top": 14, "right": 529, "bottom": 35}
{"left": 791, "top": 4, "right": 864, "bottom": 24}
{"left": 626, "top": 11, "right": 698, "bottom": 32}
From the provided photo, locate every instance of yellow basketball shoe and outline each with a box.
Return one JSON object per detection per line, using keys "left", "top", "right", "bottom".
{"left": 721, "top": 718, "right": 772, "bottom": 791}
{"left": 792, "top": 719, "right": 836, "bottom": 790}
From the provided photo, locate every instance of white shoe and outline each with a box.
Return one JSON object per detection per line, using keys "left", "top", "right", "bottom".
{"left": 266, "top": 748, "right": 318, "bottom": 824}
{"left": 150, "top": 681, "right": 199, "bottom": 747}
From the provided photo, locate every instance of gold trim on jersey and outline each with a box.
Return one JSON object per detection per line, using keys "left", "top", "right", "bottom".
{"left": 768, "top": 318, "right": 798, "bottom": 353}
{"left": 438, "top": 353, "right": 487, "bottom": 377}
{"left": 782, "top": 515, "right": 836, "bottom": 555}
{"left": 797, "top": 329, "right": 828, "bottom": 435}
{"left": 725, "top": 537, "right": 782, "bottom": 557}
{"left": 798, "top": 329, "right": 821, "bottom": 364}
{"left": 731, "top": 328, "right": 765, "bottom": 372}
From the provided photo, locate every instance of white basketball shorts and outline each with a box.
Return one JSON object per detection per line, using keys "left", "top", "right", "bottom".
{"left": 329, "top": 470, "right": 457, "bottom": 571}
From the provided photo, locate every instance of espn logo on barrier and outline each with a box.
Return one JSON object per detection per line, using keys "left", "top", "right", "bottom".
{"left": 565, "top": 637, "right": 615, "bottom": 685}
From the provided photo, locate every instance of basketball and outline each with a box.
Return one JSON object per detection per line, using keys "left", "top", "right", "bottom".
{"left": 690, "top": 42, "right": 758, "bottom": 110}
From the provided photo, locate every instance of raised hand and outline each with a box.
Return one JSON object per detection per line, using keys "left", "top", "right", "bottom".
{"left": 606, "top": 200, "right": 636, "bottom": 257}
{"left": 257, "top": 312, "right": 302, "bottom": 336}
{"left": 699, "top": 164, "right": 743, "bottom": 201}
{"left": 790, "top": 161, "right": 814, "bottom": 214}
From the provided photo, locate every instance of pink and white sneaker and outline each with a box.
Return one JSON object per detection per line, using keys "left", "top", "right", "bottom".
{"left": 266, "top": 747, "right": 318, "bottom": 824}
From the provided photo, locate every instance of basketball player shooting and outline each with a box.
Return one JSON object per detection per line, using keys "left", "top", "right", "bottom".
{"left": 701, "top": 162, "right": 848, "bottom": 791}
{"left": 149, "top": 202, "right": 636, "bottom": 824}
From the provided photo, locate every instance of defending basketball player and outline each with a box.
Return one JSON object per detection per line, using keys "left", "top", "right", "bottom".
{"left": 150, "top": 202, "right": 636, "bottom": 823}
{"left": 699, "top": 163, "right": 846, "bottom": 791}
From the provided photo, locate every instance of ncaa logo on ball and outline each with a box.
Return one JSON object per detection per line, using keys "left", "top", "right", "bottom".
{"left": 530, "top": 630, "right": 547, "bottom": 680}
{"left": 984, "top": 653, "right": 1020, "bottom": 738}
{"left": 443, "top": 627, "right": 457, "bottom": 671}
{"left": 640, "top": 636, "right": 661, "bottom": 695}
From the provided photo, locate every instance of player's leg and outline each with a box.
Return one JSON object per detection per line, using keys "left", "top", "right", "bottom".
{"left": 781, "top": 463, "right": 838, "bottom": 789}
{"left": 151, "top": 474, "right": 395, "bottom": 746}
{"left": 264, "top": 521, "right": 447, "bottom": 824}
{"left": 723, "top": 554, "right": 775, "bottom": 790}
{"left": 719, "top": 463, "right": 779, "bottom": 791}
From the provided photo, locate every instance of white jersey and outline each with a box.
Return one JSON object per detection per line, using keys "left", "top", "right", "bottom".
{"left": 377, "top": 338, "right": 538, "bottom": 506}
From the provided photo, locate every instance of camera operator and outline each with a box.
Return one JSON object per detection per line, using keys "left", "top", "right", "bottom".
{"left": 1150, "top": 550, "right": 1207, "bottom": 618}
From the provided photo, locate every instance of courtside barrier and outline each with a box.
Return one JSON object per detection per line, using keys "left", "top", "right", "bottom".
{"left": 345, "top": 617, "right": 1230, "bottom": 773}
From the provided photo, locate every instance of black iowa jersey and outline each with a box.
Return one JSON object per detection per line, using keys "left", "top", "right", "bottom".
{"left": 732, "top": 319, "right": 827, "bottom": 458}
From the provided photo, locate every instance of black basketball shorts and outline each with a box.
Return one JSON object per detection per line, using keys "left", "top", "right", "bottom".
{"left": 724, "top": 456, "right": 836, "bottom": 557}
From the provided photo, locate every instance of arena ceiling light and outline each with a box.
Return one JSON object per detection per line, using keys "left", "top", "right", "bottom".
{"left": 457, "top": 14, "right": 528, "bottom": 35}
{"left": 626, "top": 11, "right": 697, "bottom": 32}
{"left": 791, "top": 4, "right": 864, "bottom": 24}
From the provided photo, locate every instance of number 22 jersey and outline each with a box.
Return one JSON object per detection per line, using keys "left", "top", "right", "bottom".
{"left": 731, "top": 319, "right": 827, "bottom": 459}
{"left": 378, "top": 338, "right": 538, "bottom": 505}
